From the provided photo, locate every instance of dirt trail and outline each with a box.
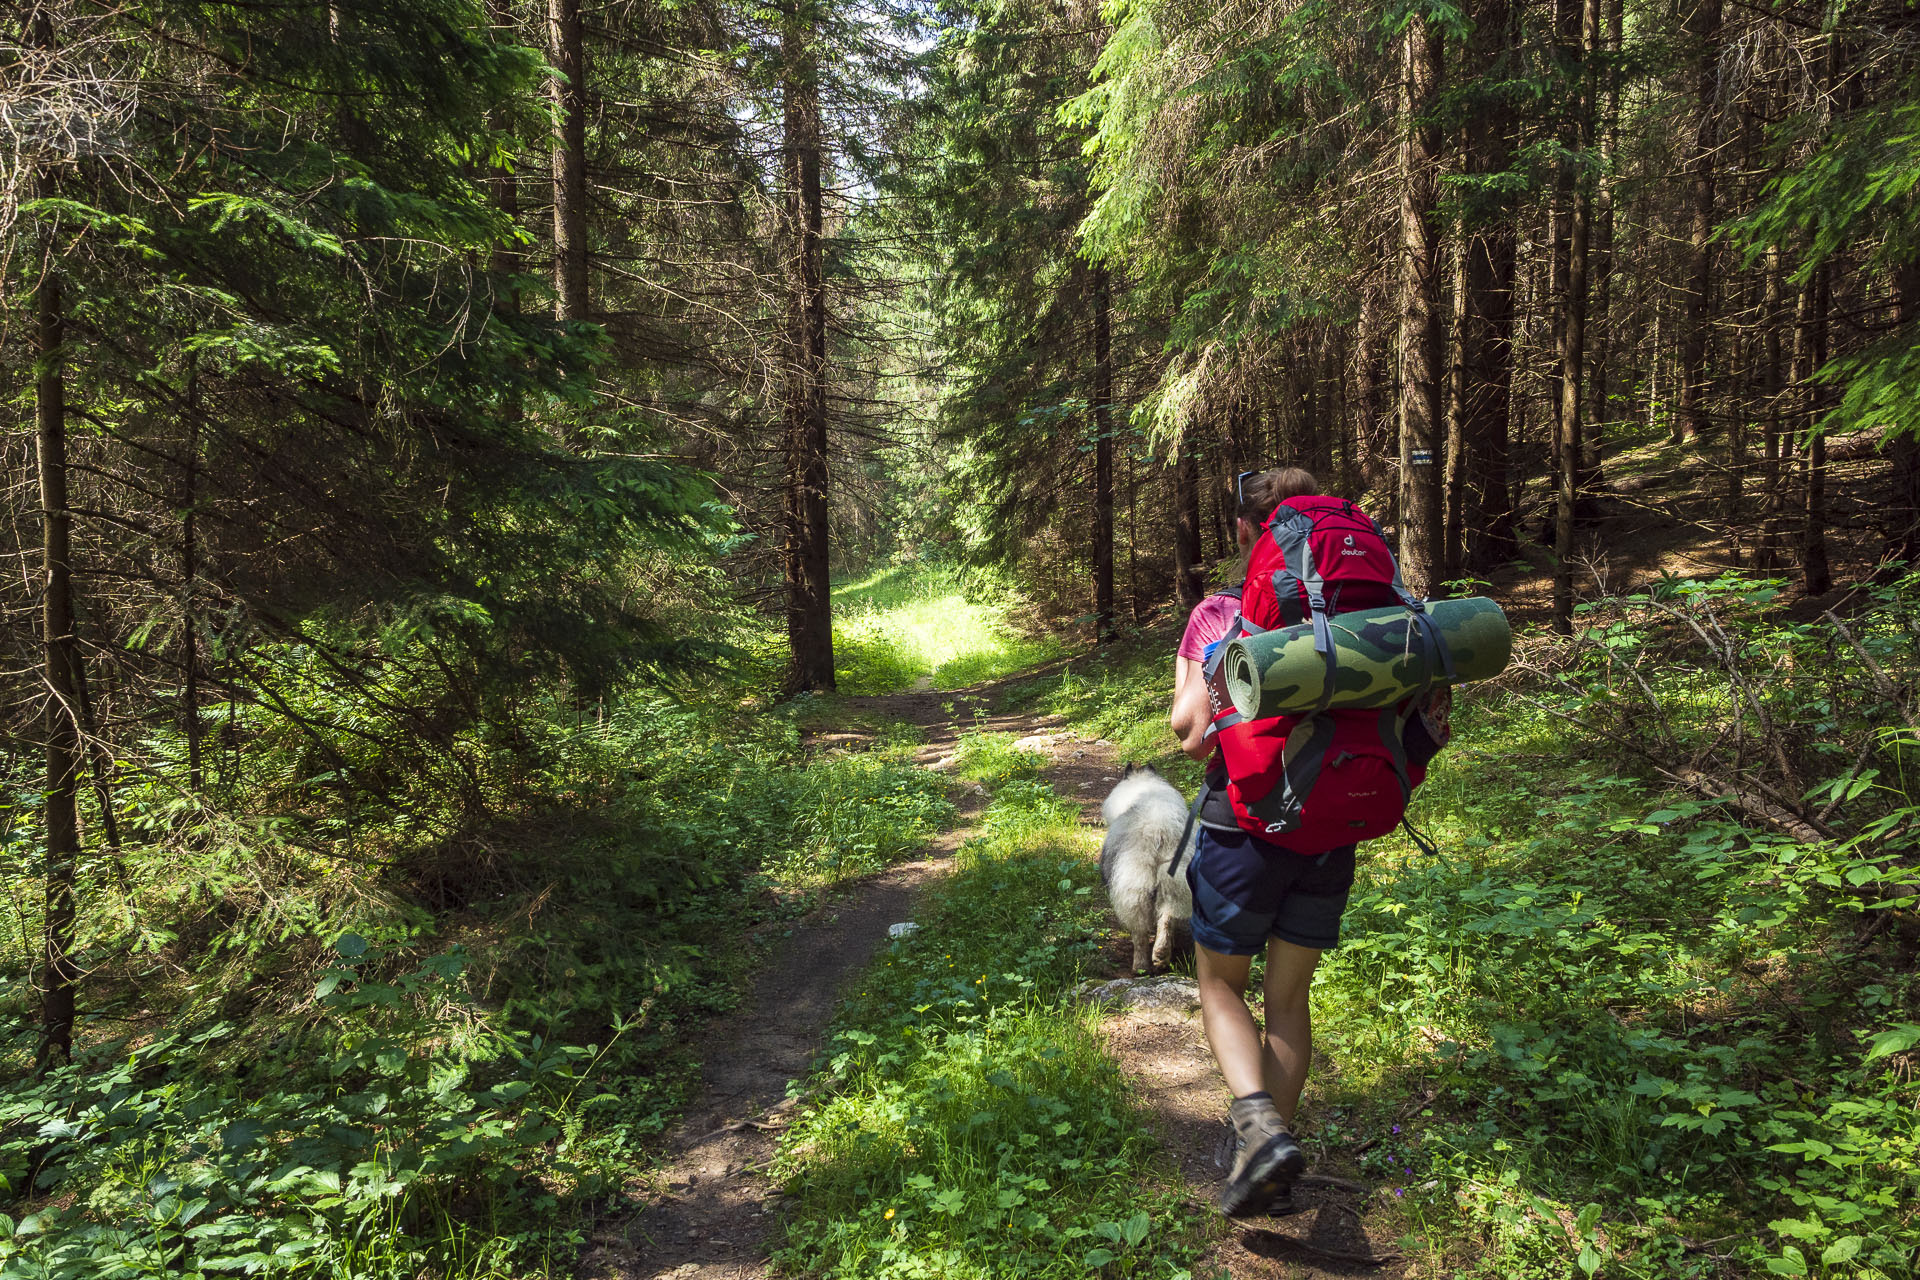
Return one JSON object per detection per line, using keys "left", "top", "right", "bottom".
{"left": 582, "top": 683, "right": 1108, "bottom": 1280}
{"left": 584, "top": 671, "right": 1403, "bottom": 1279}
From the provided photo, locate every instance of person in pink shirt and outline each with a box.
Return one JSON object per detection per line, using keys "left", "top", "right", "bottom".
{"left": 1167, "top": 465, "right": 1343, "bottom": 1217}
{"left": 1170, "top": 467, "right": 1319, "bottom": 750}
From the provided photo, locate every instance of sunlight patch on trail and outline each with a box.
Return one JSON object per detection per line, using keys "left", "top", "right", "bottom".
{"left": 833, "top": 564, "right": 1060, "bottom": 694}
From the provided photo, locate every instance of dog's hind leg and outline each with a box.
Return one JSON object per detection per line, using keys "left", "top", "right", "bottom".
{"left": 1130, "top": 931, "right": 1152, "bottom": 975}
{"left": 1151, "top": 904, "right": 1177, "bottom": 971}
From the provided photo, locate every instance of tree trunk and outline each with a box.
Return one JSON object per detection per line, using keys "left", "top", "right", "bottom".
{"left": 182, "top": 357, "right": 203, "bottom": 792}
{"left": 1756, "top": 247, "right": 1784, "bottom": 572}
{"left": 1173, "top": 437, "right": 1203, "bottom": 608}
{"left": 1553, "top": 0, "right": 1597, "bottom": 633}
{"left": 35, "top": 223, "right": 82, "bottom": 1074}
{"left": 782, "top": 18, "right": 834, "bottom": 693}
{"left": 1888, "top": 263, "right": 1920, "bottom": 566}
{"left": 1676, "top": 0, "right": 1721, "bottom": 441}
{"left": 1396, "top": 17, "right": 1446, "bottom": 594}
{"left": 1126, "top": 436, "right": 1139, "bottom": 622}
{"left": 1350, "top": 283, "right": 1392, "bottom": 501}
{"left": 1093, "top": 265, "right": 1116, "bottom": 642}
{"left": 1797, "top": 264, "right": 1831, "bottom": 595}
{"left": 1583, "top": 0, "right": 1621, "bottom": 488}
{"left": 1456, "top": 0, "right": 1518, "bottom": 574}
{"left": 548, "top": 0, "right": 589, "bottom": 323}
{"left": 490, "top": 0, "right": 525, "bottom": 305}
{"left": 1444, "top": 243, "right": 1468, "bottom": 582}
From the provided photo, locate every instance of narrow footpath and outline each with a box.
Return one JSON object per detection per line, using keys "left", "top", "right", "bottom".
{"left": 584, "top": 678, "right": 1406, "bottom": 1280}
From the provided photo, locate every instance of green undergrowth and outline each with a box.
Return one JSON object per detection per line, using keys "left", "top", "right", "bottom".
{"left": 1, "top": 697, "right": 952, "bottom": 1278}
{"left": 948, "top": 731, "right": 1047, "bottom": 787}
{"left": 831, "top": 564, "right": 1062, "bottom": 694}
{"left": 772, "top": 778, "right": 1201, "bottom": 1279}
{"left": 1020, "top": 583, "right": 1920, "bottom": 1279}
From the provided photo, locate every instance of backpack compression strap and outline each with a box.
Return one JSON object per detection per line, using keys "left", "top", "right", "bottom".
{"left": 1364, "top": 511, "right": 1458, "bottom": 692}
{"left": 1168, "top": 781, "right": 1208, "bottom": 880}
{"left": 1263, "top": 510, "right": 1340, "bottom": 715}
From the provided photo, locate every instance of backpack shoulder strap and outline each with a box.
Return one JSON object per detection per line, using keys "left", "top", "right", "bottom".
{"left": 1263, "top": 507, "right": 1315, "bottom": 629}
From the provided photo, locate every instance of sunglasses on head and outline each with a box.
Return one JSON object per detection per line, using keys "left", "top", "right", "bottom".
{"left": 1235, "top": 470, "right": 1257, "bottom": 508}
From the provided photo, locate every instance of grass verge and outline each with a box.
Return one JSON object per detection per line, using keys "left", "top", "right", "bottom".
{"left": 771, "top": 778, "right": 1203, "bottom": 1279}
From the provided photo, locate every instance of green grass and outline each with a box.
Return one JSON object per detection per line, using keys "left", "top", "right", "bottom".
{"left": 772, "top": 780, "right": 1202, "bottom": 1279}
{"left": 0, "top": 695, "right": 955, "bottom": 1280}
{"left": 949, "top": 731, "right": 1047, "bottom": 787}
{"left": 991, "top": 634, "right": 1201, "bottom": 792}
{"left": 832, "top": 564, "right": 1063, "bottom": 694}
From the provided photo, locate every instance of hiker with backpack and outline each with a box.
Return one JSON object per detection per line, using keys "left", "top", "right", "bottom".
{"left": 1169, "top": 467, "right": 1456, "bottom": 1218}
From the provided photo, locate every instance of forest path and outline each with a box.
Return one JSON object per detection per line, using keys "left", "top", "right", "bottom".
{"left": 580, "top": 677, "right": 1106, "bottom": 1280}
{"left": 585, "top": 669, "right": 1405, "bottom": 1279}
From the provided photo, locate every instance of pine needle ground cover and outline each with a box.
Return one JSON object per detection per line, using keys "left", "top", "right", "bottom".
{"left": 0, "top": 698, "right": 950, "bottom": 1279}
{"left": 1016, "top": 584, "right": 1920, "bottom": 1279}
{"left": 772, "top": 762, "right": 1203, "bottom": 1279}
{"left": 831, "top": 566, "right": 1062, "bottom": 694}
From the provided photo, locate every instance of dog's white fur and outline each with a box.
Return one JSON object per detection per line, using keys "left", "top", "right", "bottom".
{"left": 1099, "top": 764, "right": 1196, "bottom": 973}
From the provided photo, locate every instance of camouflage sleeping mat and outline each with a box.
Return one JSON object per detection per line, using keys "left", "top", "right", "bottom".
{"left": 1220, "top": 596, "right": 1511, "bottom": 720}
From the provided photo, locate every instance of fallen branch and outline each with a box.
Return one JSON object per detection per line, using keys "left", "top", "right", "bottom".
{"left": 1248, "top": 1231, "right": 1403, "bottom": 1268}
{"left": 1297, "top": 1173, "right": 1371, "bottom": 1194}
{"left": 1824, "top": 609, "right": 1920, "bottom": 737}
{"left": 688, "top": 1118, "right": 788, "bottom": 1145}
{"left": 1662, "top": 766, "right": 1832, "bottom": 844}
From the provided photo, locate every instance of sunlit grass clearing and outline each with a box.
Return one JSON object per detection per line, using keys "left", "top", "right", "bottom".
{"left": 832, "top": 564, "right": 1061, "bottom": 693}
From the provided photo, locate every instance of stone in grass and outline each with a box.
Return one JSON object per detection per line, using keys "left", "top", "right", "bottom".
{"left": 1073, "top": 974, "right": 1201, "bottom": 1024}
{"left": 887, "top": 922, "right": 920, "bottom": 940}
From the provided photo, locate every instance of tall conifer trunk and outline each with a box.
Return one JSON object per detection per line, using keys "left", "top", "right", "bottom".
{"left": 35, "top": 205, "right": 82, "bottom": 1073}
{"left": 549, "top": 0, "right": 588, "bottom": 323}
{"left": 1796, "top": 265, "right": 1831, "bottom": 595}
{"left": 1552, "top": 0, "right": 1597, "bottom": 633}
{"left": 1444, "top": 247, "right": 1468, "bottom": 580}
{"left": 1173, "top": 439, "right": 1203, "bottom": 608}
{"left": 1350, "top": 285, "right": 1392, "bottom": 500}
{"left": 1396, "top": 16, "right": 1445, "bottom": 593}
{"left": 1456, "top": 0, "right": 1518, "bottom": 573}
{"left": 490, "top": 0, "right": 524, "bottom": 298}
{"left": 1757, "top": 248, "right": 1784, "bottom": 571}
{"left": 1092, "top": 266, "right": 1116, "bottom": 642}
{"left": 1676, "top": 0, "right": 1721, "bottom": 440}
{"left": 782, "top": 11, "right": 834, "bottom": 692}
{"left": 181, "top": 357, "right": 203, "bottom": 792}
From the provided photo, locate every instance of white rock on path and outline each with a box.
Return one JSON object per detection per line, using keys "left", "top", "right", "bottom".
{"left": 1073, "top": 974, "right": 1202, "bottom": 1025}
{"left": 887, "top": 922, "right": 920, "bottom": 940}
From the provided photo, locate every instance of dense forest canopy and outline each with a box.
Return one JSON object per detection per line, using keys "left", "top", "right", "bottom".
{"left": 3, "top": 0, "right": 1918, "bottom": 1273}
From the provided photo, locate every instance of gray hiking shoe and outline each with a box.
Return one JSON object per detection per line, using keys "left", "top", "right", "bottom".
{"left": 1218, "top": 1096, "right": 1306, "bottom": 1217}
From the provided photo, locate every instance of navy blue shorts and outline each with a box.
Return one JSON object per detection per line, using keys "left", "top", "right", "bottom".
{"left": 1186, "top": 826, "right": 1357, "bottom": 955}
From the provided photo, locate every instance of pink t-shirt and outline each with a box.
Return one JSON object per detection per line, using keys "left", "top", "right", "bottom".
{"left": 1177, "top": 593, "right": 1241, "bottom": 663}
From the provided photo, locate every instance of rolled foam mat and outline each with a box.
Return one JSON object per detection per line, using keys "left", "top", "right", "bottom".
{"left": 1221, "top": 596, "right": 1511, "bottom": 720}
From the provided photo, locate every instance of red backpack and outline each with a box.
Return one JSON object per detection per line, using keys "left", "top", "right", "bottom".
{"left": 1199, "top": 496, "right": 1449, "bottom": 854}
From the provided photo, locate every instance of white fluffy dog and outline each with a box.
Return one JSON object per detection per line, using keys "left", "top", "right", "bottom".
{"left": 1099, "top": 764, "right": 1196, "bottom": 974}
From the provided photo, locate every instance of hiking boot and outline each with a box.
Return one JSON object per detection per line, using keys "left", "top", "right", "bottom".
{"left": 1218, "top": 1096, "right": 1306, "bottom": 1217}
